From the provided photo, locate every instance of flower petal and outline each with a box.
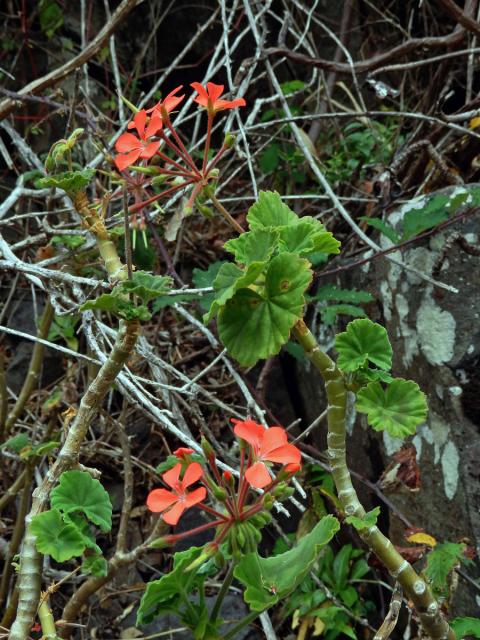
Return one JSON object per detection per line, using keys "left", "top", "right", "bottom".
{"left": 264, "top": 443, "right": 301, "bottom": 466}
{"left": 164, "top": 85, "right": 185, "bottom": 113}
{"left": 139, "top": 140, "right": 160, "bottom": 159}
{"left": 206, "top": 82, "right": 224, "bottom": 103}
{"left": 285, "top": 462, "right": 301, "bottom": 475}
{"left": 260, "top": 426, "right": 288, "bottom": 456}
{"left": 191, "top": 82, "right": 209, "bottom": 107}
{"left": 213, "top": 97, "right": 246, "bottom": 111}
{"left": 162, "top": 462, "right": 182, "bottom": 489}
{"left": 115, "top": 149, "right": 142, "bottom": 171}
{"left": 232, "top": 419, "right": 264, "bottom": 450}
{"left": 162, "top": 501, "right": 186, "bottom": 525}
{"left": 132, "top": 109, "right": 147, "bottom": 138}
{"left": 174, "top": 447, "right": 194, "bottom": 458}
{"left": 245, "top": 461, "right": 272, "bottom": 488}
{"left": 184, "top": 486, "right": 207, "bottom": 507}
{"left": 146, "top": 488, "right": 177, "bottom": 512}
{"left": 115, "top": 132, "right": 141, "bottom": 153}
{"left": 145, "top": 116, "right": 163, "bottom": 138}
{"left": 181, "top": 461, "right": 204, "bottom": 489}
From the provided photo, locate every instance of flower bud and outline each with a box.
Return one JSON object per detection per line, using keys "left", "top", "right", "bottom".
{"left": 212, "top": 486, "right": 228, "bottom": 502}
{"left": 222, "top": 470, "right": 235, "bottom": 490}
{"left": 185, "top": 542, "right": 217, "bottom": 572}
{"left": 148, "top": 536, "right": 170, "bottom": 549}
{"left": 201, "top": 436, "right": 214, "bottom": 460}
{"left": 263, "top": 494, "right": 274, "bottom": 510}
{"left": 196, "top": 202, "right": 215, "bottom": 218}
{"left": 224, "top": 133, "right": 236, "bottom": 148}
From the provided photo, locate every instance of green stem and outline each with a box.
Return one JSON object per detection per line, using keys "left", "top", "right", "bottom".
{"left": 38, "top": 597, "right": 57, "bottom": 639}
{"left": 223, "top": 610, "right": 260, "bottom": 640}
{"left": 8, "top": 319, "right": 140, "bottom": 640}
{"left": 209, "top": 193, "right": 244, "bottom": 235}
{"left": 210, "top": 562, "right": 235, "bottom": 623}
{"left": 292, "top": 319, "right": 454, "bottom": 640}
{"left": 0, "top": 350, "right": 8, "bottom": 438}
{"left": 4, "top": 300, "right": 55, "bottom": 434}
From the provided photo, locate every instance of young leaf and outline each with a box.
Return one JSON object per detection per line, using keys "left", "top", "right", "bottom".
{"left": 51, "top": 470, "right": 112, "bottom": 532}
{"left": 402, "top": 194, "right": 450, "bottom": 240}
{"left": 234, "top": 515, "right": 340, "bottom": 611}
{"left": 321, "top": 304, "right": 366, "bottom": 326}
{"left": 424, "top": 542, "right": 466, "bottom": 593}
{"left": 450, "top": 617, "right": 480, "bottom": 639}
{"left": 247, "top": 191, "right": 298, "bottom": 229}
{"left": 118, "top": 271, "right": 173, "bottom": 303}
{"left": 37, "top": 169, "right": 95, "bottom": 195}
{"left": 82, "top": 553, "right": 108, "bottom": 577}
{"left": 64, "top": 513, "right": 102, "bottom": 554}
{"left": 360, "top": 217, "right": 399, "bottom": 244}
{"left": 335, "top": 319, "right": 393, "bottom": 372}
{"left": 136, "top": 546, "right": 206, "bottom": 625}
{"left": 30, "top": 509, "right": 86, "bottom": 562}
{"left": 224, "top": 228, "right": 279, "bottom": 265}
{"left": 1, "top": 433, "right": 30, "bottom": 453}
{"left": 356, "top": 379, "right": 428, "bottom": 438}
{"left": 80, "top": 293, "right": 151, "bottom": 321}
{"left": 217, "top": 253, "right": 312, "bottom": 366}
{"left": 279, "top": 221, "right": 340, "bottom": 256}
{"left": 345, "top": 506, "right": 380, "bottom": 531}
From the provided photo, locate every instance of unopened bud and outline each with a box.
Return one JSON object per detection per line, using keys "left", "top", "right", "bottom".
{"left": 213, "top": 486, "right": 228, "bottom": 502}
{"left": 201, "top": 437, "right": 214, "bottom": 459}
{"left": 263, "top": 494, "right": 274, "bottom": 510}
{"left": 148, "top": 536, "right": 170, "bottom": 550}
{"left": 224, "top": 133, "right": 236, "bottom": 148}
{"left": 196, "top": 202, "right": 214, "bottom": 218}
{"left": 184, "top": 542, "right": 217, "bottom": 572}
{"left": 222, "top": 470, "right": 235, "bottom": 490}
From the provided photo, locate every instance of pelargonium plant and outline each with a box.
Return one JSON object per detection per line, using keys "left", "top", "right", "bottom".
{"left": 7, "top": 79, "right": 460, "bottom": 640}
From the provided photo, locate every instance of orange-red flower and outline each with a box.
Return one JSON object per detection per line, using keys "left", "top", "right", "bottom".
{"left": 147, "top": 462, "right": 206, "bottom": 525}
{"left": 146, "top": 85, "right": 185, "bottom": 120}
{"left": 190, "top": 82, "right": 246, "bottom": 114}
{"left": 232, "top": 419, "right": 301, "bottom": 489}
{"left": 115, "top": 109, "right": 162, "bottom": 171}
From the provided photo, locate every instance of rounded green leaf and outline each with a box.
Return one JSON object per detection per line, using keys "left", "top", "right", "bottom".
{"left": 279, "top": 221, "right": 340, "bottom": 256}
{"left": 234, "top": 515, "right": 340, "bottom": 611}
{"left": 51, "top": 470, "right": 112, "bottom": 532}
{"left": 224, "top": 228, "right": 279, "bottom": 265}
{"left": 37, "top": 169, "right": 95, "bottom": 195}
{"left": 217, "top": 253, "right": 312, "bottom": 366}
{"left": 118, "top": 271, "right": 173, "bottom": 303}
{"left": 30, "top": 509, "right": 86, "bottom": 562}
{"left": 335, "top": 318, "right": 393, "bottom": 372}
{"left": 356, "top": 378, "right": 428, "bottom": 438}
{"left": 247, "top": 191, "right": 298, "bottom": 229}
{"left": 82, "top": 553, "right": 108, "bottom": 577}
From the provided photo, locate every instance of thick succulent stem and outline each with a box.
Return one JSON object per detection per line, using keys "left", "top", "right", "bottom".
{"left": 293, "top": 319, "right": 454, "bottom": 640}
{"left": 8, "top": 318, "right": 140, "bottom": 640}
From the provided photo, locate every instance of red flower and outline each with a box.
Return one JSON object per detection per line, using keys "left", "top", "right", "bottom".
{"left": 147, "top": 462, "right": 206, "bottom": 525}
{"left": 115, "top": 109, "right": 162, "bottom": 171}
{"left": 190, "top": 82, "right": 246, "bottom": 114}
{"left": 232, "top": 419, "right": 301, "bottom": 489}
{"left": 173, "top": 447, "right": 194, "bottom": 459}
{"left": 146, "top": 85, "right": 185, "bottom": 119}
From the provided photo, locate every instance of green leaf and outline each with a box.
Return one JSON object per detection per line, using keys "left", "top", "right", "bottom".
{"left": 332, "top": 544, "right": 352, "bottom": 591}
{"left": 205, "top": 261, "right": 266, "bottom": 322}
{"left": 217, "top": 253, "right": 312, "bottom": 366}
{"left": 39, "top": 0, "right": 63, "bottom": 38}
{"left": 37, "top": 169, "right": 95, "bottom": 195}
{"left": 309, "top": 285, "right": 374, "bottom": 305}
{"left": 224, "top": 228, "right": 279, "bottom": 265}
{"left": 51, "top": 470, "right": 112, "bottom": 532}
{"left": 450, "top": 617, "right": 480, "bottom": 639}
{"left": 192, "top": 261, "right": 227, "bottom": 312}
{"left": 321, "top": 304, "right": 366, "bottom": 326}
{"left": 335, "top": 319, "right": 393, "bottom": 372}
{"left": 360, "top": 217, "right": 399, "bottom": 244}
{"left": 137, "top": 546, "right": 206, "bottom": 625}
{"left": 247, "top": 191, "right": 298, "bottom": 229}
{"left": 260, "top": 144, "right": 280, "bottom": 173}
{"left": 234, "top": 515, "right": 340, "bottom": 611}
{"left": 51, "top": 234, "right": 86, "bottom": 250}
{"left": 30, "top": 441, "right": 60, "bottom": 457}
{"left": 118, "top": 271, "right": 172, "bottom": 303}
{"left": 1, "top": 433, "right": 30, "bottom": 453}
{"left": 345, "top": 507, "right": 380, "bottom": 531}
{"left": 355, "top": 367, "right": 394, "bottom": 385}
{"left": 64, "top": 513, "right": 101, "bottom": 554}
{"left": 279, "top": 221, "right": 340, "bottom": 256}
{"left": 82, "top": 553, "right": 108, "bottom": 577}
{"left": 80, "top": 293, "right": 151, "bottom": 321}
{"left": 402, "top": 194, "right": 450, "bottom": 240}
{"left": 31, "top": 509, "right": 86, "bottom": 562}
{"left": 424, "top": 543, "right": 466, "bottom": 593}
{"left": 356, "top": 379, "right": 428, "bottom": 438}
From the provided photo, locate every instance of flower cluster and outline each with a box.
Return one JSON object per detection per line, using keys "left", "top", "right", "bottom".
{"left": 146, "top": 420, "right": 301, "bottom": 554}
{"left": 111, "top": 82, "right": 245, "bottom": 230}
